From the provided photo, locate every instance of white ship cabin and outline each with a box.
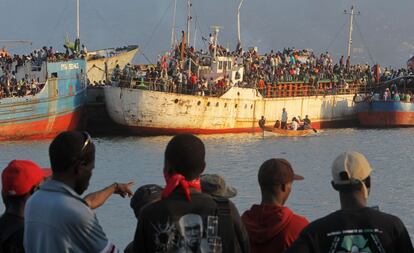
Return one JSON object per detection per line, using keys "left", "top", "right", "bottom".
{"left": 197, "top": 55, "right": 244, "bottom": 86}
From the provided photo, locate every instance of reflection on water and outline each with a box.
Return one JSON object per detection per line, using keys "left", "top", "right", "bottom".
{"left": 0, "top": 128, "right": 413, "bottom": 248}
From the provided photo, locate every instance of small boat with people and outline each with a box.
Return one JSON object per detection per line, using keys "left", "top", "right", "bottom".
{"left": 262, "top": 126, "right": 316, "bottom": 137}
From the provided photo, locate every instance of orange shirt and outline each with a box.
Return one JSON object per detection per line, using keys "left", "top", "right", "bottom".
{"left": 258, "top": 79, "right": 265, "bottom": 89}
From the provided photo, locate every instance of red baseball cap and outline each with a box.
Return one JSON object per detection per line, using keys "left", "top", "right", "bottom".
{"left": 2, "top": 160, "right": 52, "bottom": 196}
{"left": 258, "top": 158, "right": 304, "bottom": 186}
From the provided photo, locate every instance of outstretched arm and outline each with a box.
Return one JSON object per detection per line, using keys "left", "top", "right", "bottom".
{"left": 84, "top": 181, "right": 134, "bottom": 209}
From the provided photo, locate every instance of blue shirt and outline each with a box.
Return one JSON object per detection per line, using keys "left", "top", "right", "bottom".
{"left": 24, "top": 180, "right": 116, "bottom": 253}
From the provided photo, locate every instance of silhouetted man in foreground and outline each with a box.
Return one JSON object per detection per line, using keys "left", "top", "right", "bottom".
{"left": 286, "top": 151, "right": 414, "bottom": 253}
{"left": 133, "top": 134, "right": 249, "bottom": 253}
{"left": 24, "top": 131, "right": 132, "bottom": 253}
{"left": 242, "top": 158, "right": 308, "bottom": 253}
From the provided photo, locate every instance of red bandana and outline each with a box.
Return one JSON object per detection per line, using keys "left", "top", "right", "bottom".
{"left": 162, "top": 172, "right": 201, "bottom": 201}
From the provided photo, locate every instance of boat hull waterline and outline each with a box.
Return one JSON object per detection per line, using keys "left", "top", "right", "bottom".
{"left": 356, "top": 101, "right": 414, "bottom": 127}
{"left": 262, "top": 126, "right": 316, "bottom": 137}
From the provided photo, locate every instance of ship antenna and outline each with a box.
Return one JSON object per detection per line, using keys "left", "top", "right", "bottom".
{"left": 344, "top": 1, "right": 360, "bottom": 61}
{"left": 237, "top": 0, "right": 244, "bottom": 49}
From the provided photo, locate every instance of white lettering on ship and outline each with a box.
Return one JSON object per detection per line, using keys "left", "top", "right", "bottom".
{"left": 60, "top": 63, "right": 79, "bottom": 70}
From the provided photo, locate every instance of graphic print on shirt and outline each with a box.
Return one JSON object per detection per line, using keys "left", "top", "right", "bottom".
{"left": 327, "top": 229, "right": 386, "bottom": 253}
{"left": 152, "top": 214, "right": 222, "bottom": 253}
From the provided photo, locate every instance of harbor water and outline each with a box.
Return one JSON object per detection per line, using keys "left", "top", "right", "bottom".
{"left": 0, "top": 128, "right": 413, "bottom": 248}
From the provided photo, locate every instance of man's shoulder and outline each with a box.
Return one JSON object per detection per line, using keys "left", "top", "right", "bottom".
{"left": 304, "top": 208, "right": 405, "bottom": 233}
{"left": 26, "top": 189, "right": 94, "bottom": 228}
{"left": 290, "top": 210, "right": 310, "bottom": 226}
{"left": 143, "top": 191, "right": 212, "bottom": 211}
{"left": 0, "top": 214, "right": 24, "bottom": 252}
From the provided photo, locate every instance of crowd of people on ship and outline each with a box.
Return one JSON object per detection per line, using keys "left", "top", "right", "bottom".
{"left": 359, "top": 68, "right": 414, "bottom": 103}
{"left": 111, "top": 62, "right": 231, "bottom": 96}
{"left": 0, "top": 75, "right": 42, "bottom": 99}
{"left": 111, "top": 39, "right": 414, "bottom": 100}
{"left": 0, "top": 42, "right": 86, "bottom": 99}
{"left": 240, "top": 48, "right": 370, "bottom": 86}
{"left": 1, "top": 131, "right": 413, "bottom": 253}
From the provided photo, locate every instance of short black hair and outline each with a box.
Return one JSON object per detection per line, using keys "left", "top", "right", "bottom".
{"left": 165, "top": 134, "right": 205, "bottom": 180}
{"left": 49, "top": 131, "right": 95, "bottom": 173}
{"left": 331, "top": 176, "right": 371, "bottom": 192}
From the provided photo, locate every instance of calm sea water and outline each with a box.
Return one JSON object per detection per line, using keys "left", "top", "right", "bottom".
{"left": 1, "top": 128, "right": 413, "bottom": 248}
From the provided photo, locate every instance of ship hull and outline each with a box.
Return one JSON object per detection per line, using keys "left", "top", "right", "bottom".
{"left": 104, "top": 86, "right": 357, "bottom": 135}
{"left": 356, "top": 101, "right": 414, "bottom": 127}
{"left": 0, "top": 109, "right": 83, "bottom": 141}
{"left": 0, "top": 59, "right": 87, "bottom": 141}
{"left": 86, "top": 46, "right": 138, "bottom": 84}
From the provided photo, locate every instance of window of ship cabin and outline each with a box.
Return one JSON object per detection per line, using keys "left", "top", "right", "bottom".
{"left": 51, "top": 72, "right": 58, "bottom": 78}
{"left": 228, "top": 61, "right": 232, "bottom": 69}
{"left": 223, "top": 61, "right": 227, "bottom": 70}
{"left": 218, "top": 61, "right": 223, "bottom": 70}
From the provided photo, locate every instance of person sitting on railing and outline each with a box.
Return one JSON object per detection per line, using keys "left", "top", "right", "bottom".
{"left": 383, "top": 88, "right": 390, "bottom": 101}
{"left": 394, "top": 92, "right": 400, "bottom": 101}
{"left": 404, "top": 92, "right": 411, "bottom": 103}
{"left": 30, "top": 79, "right": 38, "bottom": 95}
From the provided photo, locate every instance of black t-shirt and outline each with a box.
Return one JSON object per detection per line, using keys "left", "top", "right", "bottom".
{"left": 133, "top": 189, "right": 250, "bottom": 253}
{"left": 0, "top": 213, "right": 25, "bottom": 253}
{"left": 286, "top": 207, "right": 414, "bottom": 253}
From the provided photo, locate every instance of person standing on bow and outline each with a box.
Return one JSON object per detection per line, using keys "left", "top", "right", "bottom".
{"left": 281, "top": 108, "right": 288, "bottom": 130}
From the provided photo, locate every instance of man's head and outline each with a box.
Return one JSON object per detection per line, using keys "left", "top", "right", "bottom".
{"left": 49, "top": 131, "right": 95, "bottom": 195}
{"left": 201, "top": 174, "right": 237, "bottom": 198}
{"left": 130, "top": 184, "right": 163, "bottom": 218}
{"left": 2, "top": 160, "right": 51, "bottom": 207}
{"left": 258, "top": 158, "right": 304, "bottom": 205}
{"left": 178, "top": 214, "right": 203, "bottom": 250}
{"left": 331, "top": 151, "right": 372, "bottom": 200}
{"left": 164, "top": 134, "right": 205, "bottom": 180}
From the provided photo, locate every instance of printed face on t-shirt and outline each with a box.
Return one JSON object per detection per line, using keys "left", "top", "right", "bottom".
{"left": 179, "top": 214, "right": 203, "bottom": 249}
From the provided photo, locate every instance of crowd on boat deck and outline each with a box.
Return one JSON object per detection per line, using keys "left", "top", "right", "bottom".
{"left": 0, "top": 42, "right": 87, "bottom": 99}
{"left": 240, "top": 48, "right": 370, "bottom": 86}
{"left": 111, "top": 41, "right": 412, "bottom": 99}
{"left": 1, "top": 131, "right": 413, "bottom": 253}
{"left": 357, "top": 69, "right": 414, "bottom": 103}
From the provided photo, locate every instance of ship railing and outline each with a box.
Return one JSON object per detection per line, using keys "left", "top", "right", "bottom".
{"left": 114, "top": 77, "right": 369, "bottom": 99}
{"left": 257, "top": 80, "right": 369, "bottom": 98}
{"left": 115, "top": 78, "right": 230, "bottom": 97}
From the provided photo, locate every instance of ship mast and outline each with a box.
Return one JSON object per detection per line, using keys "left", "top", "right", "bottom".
{"left": 76, "top": 0, "right": 80, "bottom": 41}
{"left": 237, "top": 0, "right": 244, "bottom": 47}
{"left": 211, "top": 26, "right": 222, "bottom": 59}
{"left": 344, "top": 4, "right": 360, "bottom": 59}
{"left": 186, "top": 0, "right": 192, "bottom": 46}
{"left": 186, "top": 0, "right": 192, "bottom": 75}
{"left": 170, "top": 0, "right": 177, "bottom": 49}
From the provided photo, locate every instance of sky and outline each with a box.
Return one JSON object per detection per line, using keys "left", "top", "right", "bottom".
{"left": 0, "top": 0, "right": 413, "bottom": 68}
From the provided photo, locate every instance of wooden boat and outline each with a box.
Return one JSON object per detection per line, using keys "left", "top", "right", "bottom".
{"left": 262, "top": 126, "right": 316, "bottom": 137}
